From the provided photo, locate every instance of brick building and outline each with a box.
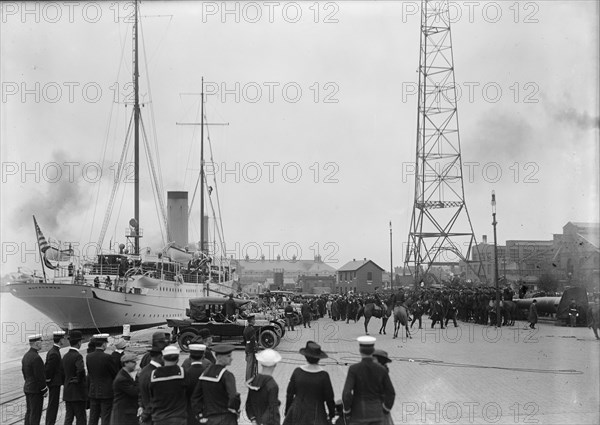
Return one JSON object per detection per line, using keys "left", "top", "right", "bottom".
{"left": 336, "top": 259, "right": 384, "bottom": 294}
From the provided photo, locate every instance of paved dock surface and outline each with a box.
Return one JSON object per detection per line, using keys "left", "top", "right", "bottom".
{"left": 2, "top": 317, "right": 599, "bottom": 424}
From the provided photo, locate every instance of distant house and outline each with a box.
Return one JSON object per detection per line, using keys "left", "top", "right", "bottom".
{"left": 336, "top": 258, "right": 385, "bottom": 294}
{"left": 297, "top": 275, "right": 336, "bottom": 294}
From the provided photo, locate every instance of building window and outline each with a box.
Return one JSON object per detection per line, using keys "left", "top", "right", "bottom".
{"left": 367, "top": 272, "right": 372, "bottom": 281}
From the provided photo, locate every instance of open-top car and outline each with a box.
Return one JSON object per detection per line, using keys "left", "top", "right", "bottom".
{"left": 166, "top": 297, "right": 285, "bottom": 352}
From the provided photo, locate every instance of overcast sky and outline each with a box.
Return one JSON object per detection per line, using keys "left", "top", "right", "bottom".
{"left": 1, "top": 1, "right": 598, "bottom": 275}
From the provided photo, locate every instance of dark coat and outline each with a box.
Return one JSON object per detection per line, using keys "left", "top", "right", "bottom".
{"left": 45, "top": 345, "right": 64, "bottom": 387}
{"left": 243, "top": 324, "right": 257, "bottom": 354}
{"left": 110, "top": 350, "right": 124, "bottom": 371}
{"left": 22, "top": 347, "right": 47, "bottom": 394}
{"left": 191, "top": 364, "right": 240, "bottom": 418}
{"left": 137, "top": 360, "right": 160, "bottom": 423}
{"left": 86, "top": 349, "right": 118, "bottom": 399}
{"left": 528, "top": 303, "right": 538, "bottom": 324}
{"left": 341, "top": 358, "right": 395, "bottom": 423}
{"left": 110, "top": 368, "right": 139, "bottom": 425}
{"left": 246, "top": 374, "right": 281, "bottom": 425}
{"left": 283, "top": 366, "right": 334, "bottom": 425}
{"left": 62, "top": 348, "right": 87, "bottom": 402}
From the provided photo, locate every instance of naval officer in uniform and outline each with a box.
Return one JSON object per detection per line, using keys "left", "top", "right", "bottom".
{"left": 341, "top": 336, "right": 395, "bottom": 425}
{"left": 191, "top": 344, "right": 241, "bottom": 425}
{"left": 87, "top": 333, "right": 118, "bottom": 425}
{"left": 62, "top": 331, "right": 87, "bottom": 425}
{"left": 243, "top": 315, "right": 258, "bottom": 380}
{"left": 45, "top": 330, "right": 66, "bottom": 425}
{"left": 22, "top": 334, "right": 47, "bottom": 425}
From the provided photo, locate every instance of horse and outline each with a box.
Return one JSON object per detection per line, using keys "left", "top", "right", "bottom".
{"left": 378, "top": 297, "right": 395, "bottom": 335}
{"left": 392, "top": 305, "right": 412, "bottom": 339}
{"left": 587, "top": 303, "right": 600, "bottom": 340}
{"left": 357, "top": 300, "right": 388, "bottom": 335}
{"left": 501, "top": 300, "right": 518, "bottom": 326}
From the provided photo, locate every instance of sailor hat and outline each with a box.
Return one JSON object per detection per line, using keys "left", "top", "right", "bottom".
{"left": 93, "top": 333, "right": 109, "bottom": 342}
{"left": 357, "top": 335, "right": 376, "bottom": 355}
{"left": 162, "top": 345, "right": 181, "bottom": 357}
{"left": 213, "top": 344, "right": 236, "bottom": 355}
{"left": 53, "top": 331, "right": 66, "bottom": 336}
{"left": 255, "top": 349, "right": 282, "bottom": 367}
{"left": 189, "top": 344, "right": 207, "bottom": 353}
{"left": 28, "top": 334, "right": 43, "bottom": 342}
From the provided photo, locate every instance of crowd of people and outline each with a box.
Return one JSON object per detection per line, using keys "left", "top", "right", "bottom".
{"left": 21, "top": 330, "right": 396, "bottom": 425}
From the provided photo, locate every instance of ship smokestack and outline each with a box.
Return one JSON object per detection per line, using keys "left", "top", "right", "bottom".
{"left": 167, "top": 191, "right": 188, "bottom": 246}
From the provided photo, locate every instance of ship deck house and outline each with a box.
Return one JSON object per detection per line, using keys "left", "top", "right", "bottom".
{"left": 336, "top": 258, "right": 385, "bottom": 294}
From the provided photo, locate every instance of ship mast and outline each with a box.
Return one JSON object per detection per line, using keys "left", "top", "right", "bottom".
{"left": 133, "top": 0, "right": 140, "bottom": 255}
{"left": 200, "top": 78, "right": 205, "bottom": 253}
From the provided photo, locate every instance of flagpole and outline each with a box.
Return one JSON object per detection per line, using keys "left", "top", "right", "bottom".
{"left": 33, "top": 216, "right": 48, "bottom": 283}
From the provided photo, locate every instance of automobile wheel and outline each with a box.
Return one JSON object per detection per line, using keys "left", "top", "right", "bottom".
{"left": 292, "top": 312, "right": 301, "bottom": 327}
{"left": 177, "top": 330, "right": 198, "bottom": 352}
{"left": 259, "top": 329, "right": 279, "bottom": 349}
{"left": 272, "top": 321, "right": 285, "bottom": 337}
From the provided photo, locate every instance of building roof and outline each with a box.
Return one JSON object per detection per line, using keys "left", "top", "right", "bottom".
{"left": 338, "top": 259, "right": 384, "bottom": 272}
{"left": 565, "top": 222, "right": 599, "bottom": 249}
{"left": 234, "top": 258, "right": 336, "bottom": 274}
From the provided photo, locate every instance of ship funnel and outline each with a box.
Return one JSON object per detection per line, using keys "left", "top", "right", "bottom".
{"left": 167, "top": 191, "right": 189, "bottom": 247}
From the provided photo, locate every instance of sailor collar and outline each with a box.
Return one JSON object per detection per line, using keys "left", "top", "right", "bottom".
{"left": 300, "top": 364, "right": 324, "bottom": 373}
{"left": 246, "top": 374, "right": 272, "bottom": 391}
{"left": 199, "top": 364, "right": 227, "bottom": 382}
{"left": 150, "top": 360, "right": 162, "bottom": 368}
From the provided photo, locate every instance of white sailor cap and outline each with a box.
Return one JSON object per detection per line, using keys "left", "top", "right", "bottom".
{"left": 189, "top": 344, "right": 206, "bottom": 353}
{"left": 28, "top": 334, "right": 43, "bottom": 342}
{"left": 357, "top": 335, "right": 376, "bottom": 354}
{"left": 162, "top": 345, "right": 180, "bottom": 357}
{"left": 53, "top": 331, "right": 66, "bottom": 336}
{"left": 92, "top": 333, "right": 109, "bottom": 342}
{"left": 255, "top": 349, "right": 282, "bottom": 367}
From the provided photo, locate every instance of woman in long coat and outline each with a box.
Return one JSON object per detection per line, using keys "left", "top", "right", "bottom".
{"left": 283, "top": 341, "right": 335, "bottom": 425}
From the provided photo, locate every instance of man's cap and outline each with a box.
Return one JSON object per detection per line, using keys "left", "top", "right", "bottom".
{"left": 120, "top": 353, "right": 137, "bottom": 364}
{"left": 162, "top": 345, "right": 180, "bottom": 357}
{"left": 114, "top": 340, "right": 128, "bottom": 349}
{"left": 189, "top": 344, "right": 207, "bottom": 353}
{"left": 357, "top": 335, "right": 376, "bottom": 355}
{"left": 92, "top": 333, "right": 109, "bottom": 342}
{"left": 255, "top": 349, "right": 282, "bottom": 366}
{"left": 28, "top": 334, "right": 42, "bottom": 342}
{"left": 150, "top": 331, "right": 169, "bottom": 351}
{"left": 213, "top": 344, "right": 236, "bottom": 355}
{"left": 68, "top": 331, "right": 83, "bottom": 342}
{"left": 299, "top": 341, "right": 328, "bottom": 359}
{"left": 373, "top": 349, "right": 392, "bottom": 364}
{"left": 53, "top": 331, "right": 66, "bottom": 337}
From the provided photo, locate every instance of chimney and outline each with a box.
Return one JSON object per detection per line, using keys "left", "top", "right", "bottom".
{"left": 482, "top": 235, "right": 488, "bottom": 244}
{"left": 353, "top": 258, "right": 356, "bottom": 262}
{"left": 167, "top": 191, "right": 188, "bottom": 247}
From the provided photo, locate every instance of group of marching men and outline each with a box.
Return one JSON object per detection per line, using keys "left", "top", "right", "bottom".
{"left": 22, "top": 327, "right": 396, "bottom": 425}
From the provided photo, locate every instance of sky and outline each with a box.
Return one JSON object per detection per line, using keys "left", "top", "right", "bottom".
{"left": 1, "top": 1, "right": 598, "bottom": 275}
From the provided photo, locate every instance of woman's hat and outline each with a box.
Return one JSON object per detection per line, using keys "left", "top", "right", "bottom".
{"left": 299, "top": 341, "right": 328, "bottom": 359}
{"left": 255, "top": 349, "right": 282, "bottom": 366}
{"left": 373, "top": 349, "right": 392, "bottom": 364}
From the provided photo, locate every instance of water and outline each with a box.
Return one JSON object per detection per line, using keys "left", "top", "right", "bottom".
{"left": 0, "top": 293, "right": 62, "bottom": 362}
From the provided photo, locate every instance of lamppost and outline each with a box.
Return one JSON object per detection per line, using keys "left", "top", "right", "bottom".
{"left": 389, "top": 221, "right": 393, "bottom": 290}
{"left": 492, "top": 191, "right": 501, "bottom": 327}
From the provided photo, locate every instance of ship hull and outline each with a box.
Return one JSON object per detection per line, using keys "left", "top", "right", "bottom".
{"left": 7, "top": 277, "right": 235, "bottom": 334}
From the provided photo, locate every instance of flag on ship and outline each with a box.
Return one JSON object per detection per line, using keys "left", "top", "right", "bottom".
{"left": 33, "top": 216, "right": 73, "bottom": 269}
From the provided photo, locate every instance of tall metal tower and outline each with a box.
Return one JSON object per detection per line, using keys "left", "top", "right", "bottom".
{"left": 404, "top": 0, "right": 483, "bottom": 285}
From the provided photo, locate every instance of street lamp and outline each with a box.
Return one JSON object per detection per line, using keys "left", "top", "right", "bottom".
{"left": 492, "top": 191, "right": 501, "bottom": 327}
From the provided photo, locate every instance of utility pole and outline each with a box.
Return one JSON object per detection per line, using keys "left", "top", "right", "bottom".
{"left": 492, "top": 191, "right": 501, "bottom": 327}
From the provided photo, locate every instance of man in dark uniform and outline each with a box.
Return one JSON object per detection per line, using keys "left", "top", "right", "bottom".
{"left": 45, "top": 330, "right": 66, "bottom": 425}
{"left": 196, "top": 329, "right": 216, "bottom": 364}
{"left": 224, "top": 293, "right": 238, "bottom": 321}
{"left": 342, "top": 336, "right": 395, "bottom": 425}
{"left": 149, "top": 345, "right": 187, "bottom": 425}
{"left": 184, "top": 344, "right": 208, "bottom": 425}
{"left": 63, "top": 331, "right": 87, "bottom": 425}
{"left": 243, "top": 315, "right": 258, "bottom": 380}
{"left": 191, "top": 344, "right": 241, "bottom": 425}
{"left": 138, "top": 342, "right": 163, "bottom": 425}
{"left": 22, "top": 334, "right": 47, "bottom": 425}
{"left": 569, "top": 299, "right": 579, "bottom": 327}
{"left": 284, "top": 301, "right": 295, "bottom": 331}
{"left": 86, "top": 333, "right": 118, "bottom": 425}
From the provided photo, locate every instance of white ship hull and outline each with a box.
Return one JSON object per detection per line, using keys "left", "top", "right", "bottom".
{"left": 7, "top": 277, "right": 235, "bottom": 334}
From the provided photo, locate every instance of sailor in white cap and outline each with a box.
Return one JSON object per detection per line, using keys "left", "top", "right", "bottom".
{"left": 87, "top": 333, "right": 118, "bottom": 425}
{"left": 149, "top": 345, "right": 187, "bottom": 424}
{"left": 341, "top": 336, "right": 395, "bottom": 424}
{"left": 246, "top": 349, "right": 282, "bottom": 425}
{"left": 22, "top": 334, "right": 47, "bottom": 425}
{"left": 184, "top": 344, "right": 208, "bottom": 424}
{"left": 45, "top": 330, "right": 67, "bottom": 425}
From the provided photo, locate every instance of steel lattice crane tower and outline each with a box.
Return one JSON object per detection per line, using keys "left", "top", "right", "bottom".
{"left": 404, "top": 0, "right": 484, "bottom": 285}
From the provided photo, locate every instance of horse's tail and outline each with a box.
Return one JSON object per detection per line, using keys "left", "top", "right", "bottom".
{"left": 357, "top": 306, "right": 364, "bottom": 321}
